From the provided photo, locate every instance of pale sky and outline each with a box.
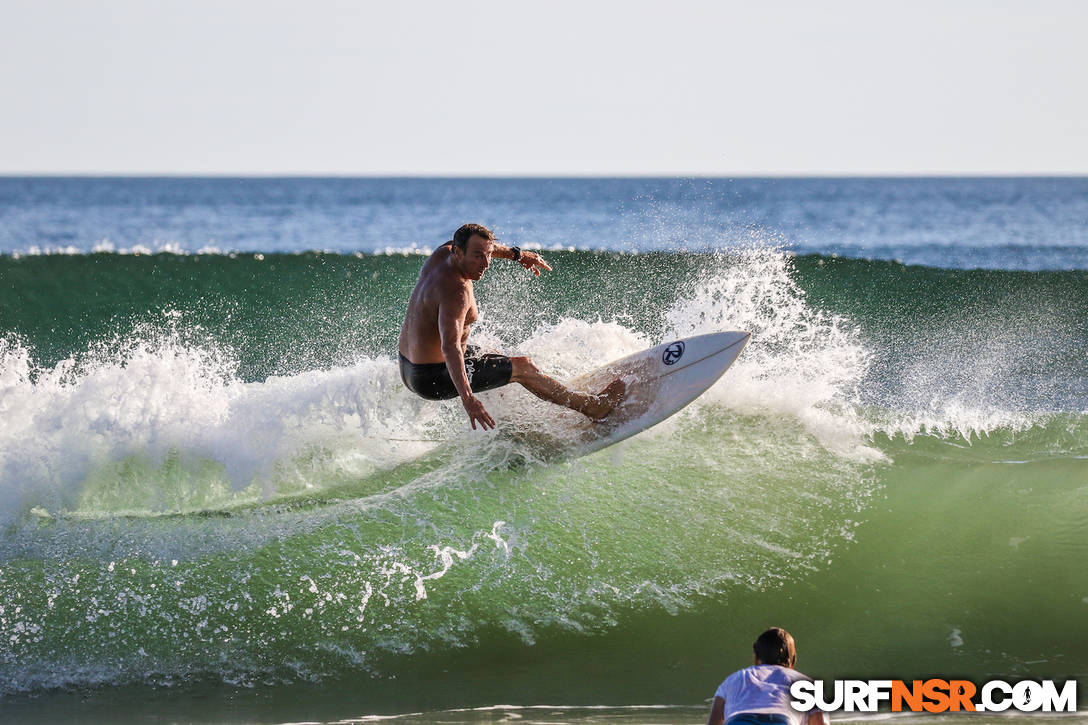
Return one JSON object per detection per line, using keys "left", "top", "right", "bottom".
{"left": 2, "top": 0, "right": 1086, "bottom": 175}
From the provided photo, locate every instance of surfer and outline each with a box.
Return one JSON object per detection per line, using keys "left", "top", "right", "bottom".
{"left": 398, "top": 223, "right": 625, "bottom": 430}
{"left": 706, "top": 628, "right": 829, "bottom": 725}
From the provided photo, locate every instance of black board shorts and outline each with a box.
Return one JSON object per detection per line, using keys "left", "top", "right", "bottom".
{"left": 399, "top": 345, "right": 514, "bottom": 401}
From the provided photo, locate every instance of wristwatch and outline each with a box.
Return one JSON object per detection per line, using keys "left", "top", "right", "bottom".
{"left": 510, "top": 246, "right": 522, "bottom": 261}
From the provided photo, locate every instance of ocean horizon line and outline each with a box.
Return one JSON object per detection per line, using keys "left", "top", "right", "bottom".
{"left": 2, "top": 172, "right": 1088, "bottom": 180}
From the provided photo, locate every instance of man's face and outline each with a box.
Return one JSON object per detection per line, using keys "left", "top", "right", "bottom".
{"left": 460, "top": 235, "right": 492, "bottom": 280}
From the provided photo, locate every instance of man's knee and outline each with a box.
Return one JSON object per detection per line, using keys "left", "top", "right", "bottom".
{"left": 509, "top": 355, "right": 538, "bottom": 375}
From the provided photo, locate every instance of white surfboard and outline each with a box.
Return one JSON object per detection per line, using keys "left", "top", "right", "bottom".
{"left": 527, "top": 331, "right": 751, "bottom": 457}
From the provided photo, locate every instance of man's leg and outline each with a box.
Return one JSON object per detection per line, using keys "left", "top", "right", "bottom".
{"left": 509, "top": 356, "right": 625, "bottom": 421}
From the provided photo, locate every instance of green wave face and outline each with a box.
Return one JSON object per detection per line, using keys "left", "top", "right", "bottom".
{"left": 0, "top": 249, "right": 1086, "bottom": 714}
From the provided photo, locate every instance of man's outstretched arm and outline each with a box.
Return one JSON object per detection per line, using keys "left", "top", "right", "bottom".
{"left": 491, "top": 243, "right": 553, "bottom": 276}
{"left": 438, "top": 287, "right": 495, "bottom": 431}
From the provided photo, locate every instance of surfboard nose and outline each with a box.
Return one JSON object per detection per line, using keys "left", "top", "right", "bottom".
{"left": 691, "top": 331, "right": 751, "bottom": 353}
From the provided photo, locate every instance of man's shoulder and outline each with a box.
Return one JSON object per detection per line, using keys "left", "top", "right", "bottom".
{"left": 419, "top": 251, "right": 458, "bottom": 285}
{"left": 424, "top": 266, "right": 469, "bottom": 305}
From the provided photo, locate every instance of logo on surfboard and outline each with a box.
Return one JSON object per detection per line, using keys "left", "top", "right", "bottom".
{"left": 662, "top": 341, "right": 685, "bottom": 366}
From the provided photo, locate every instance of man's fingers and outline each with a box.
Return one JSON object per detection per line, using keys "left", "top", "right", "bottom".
{"left": 470, "top": 413, "right": 495, "bottom": 431}
{"left": 521, "top": 254, "right": 552, "bottom": 273}
{"left": 465, "top": 398, "right": 496, "bottom": 431}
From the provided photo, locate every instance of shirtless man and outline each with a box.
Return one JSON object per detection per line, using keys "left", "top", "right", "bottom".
{"left": 398, "top": 223, "right": 625, "bottom": 430}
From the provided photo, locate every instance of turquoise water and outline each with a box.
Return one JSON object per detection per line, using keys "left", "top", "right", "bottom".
{"left": 0, "top": 179, "right": 1086, "bottom": 722}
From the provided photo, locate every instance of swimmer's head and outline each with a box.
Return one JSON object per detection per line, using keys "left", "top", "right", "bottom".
{"left": 753, "top": 627, "right": 797, "bottom": 668}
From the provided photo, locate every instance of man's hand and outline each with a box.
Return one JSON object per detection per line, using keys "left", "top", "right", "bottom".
{"left": 462, "top": 394, "right": 496, "bottom": 430}
{"left": 518, "top": 250, "right": 552, "bottom": 276}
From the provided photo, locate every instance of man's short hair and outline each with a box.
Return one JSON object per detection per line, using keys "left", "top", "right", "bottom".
{"left": 753, "top": 627, "right": 797, "bottom": 667}
{"left": 451, "top": 223, "right": 495, "bottom": 251}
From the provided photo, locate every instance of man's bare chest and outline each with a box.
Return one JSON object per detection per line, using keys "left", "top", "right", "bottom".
{"left": 465, "top": 286, "right": 479, "bottom": 325}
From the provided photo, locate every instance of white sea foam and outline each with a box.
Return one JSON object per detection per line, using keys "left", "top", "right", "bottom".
{"left": 0, "top": 245, "right": 1056, "bottom": 523}
{"left": 0, "top": 330, "right": 451, "bottom": 522}
{"left": 660, "top": 246, "right": 880, "bottom": 458}
{"left": 11, "top": 240, "right": 195, "bottom": 257}
{"left": 655, "top": 246, "right": 1051, "bottom": 449}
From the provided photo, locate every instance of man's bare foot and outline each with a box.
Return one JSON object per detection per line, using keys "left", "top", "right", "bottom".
{"left": 579, "top": 378, "right": 626, "bottom": 421}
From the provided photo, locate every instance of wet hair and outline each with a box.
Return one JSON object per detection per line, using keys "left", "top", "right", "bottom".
{"left": 451, "top": 223, "right": 495, "bottom": 251}
{"left": 753, "top": 627, "right": 797, "bottom": 667}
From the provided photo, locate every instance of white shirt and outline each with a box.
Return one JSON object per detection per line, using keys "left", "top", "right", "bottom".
{"left": 714, "top": 664, "right": 810, "bottom": 725}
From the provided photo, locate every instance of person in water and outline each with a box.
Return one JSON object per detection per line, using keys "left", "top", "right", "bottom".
{"left": 706, "top": 628, "right": 829, "bottom": 725}
{"left": 398, "top": 223, "right": 625, "bottom": 430}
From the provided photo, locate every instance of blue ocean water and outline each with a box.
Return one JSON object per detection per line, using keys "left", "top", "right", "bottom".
{"left": 1, "top": 177, "right": 1086, "bottom": 269}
